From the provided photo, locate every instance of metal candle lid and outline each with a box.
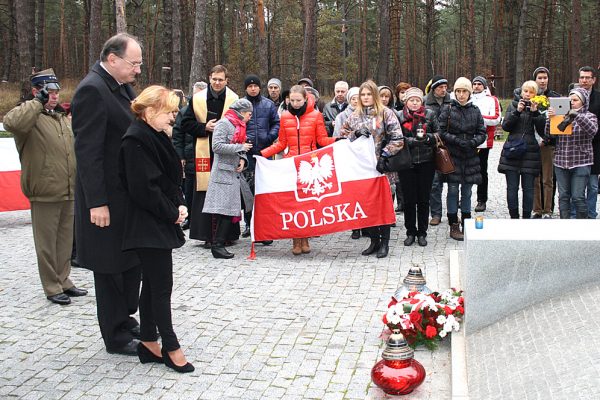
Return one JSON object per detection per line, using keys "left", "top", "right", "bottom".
{"left": 393, "top": 265, "right": 432, "bottom": 301}
{"left": 382, "top": 330, "right": 414, "bottom": 361}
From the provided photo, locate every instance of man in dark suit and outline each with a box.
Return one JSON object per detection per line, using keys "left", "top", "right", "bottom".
{"left": 71, "top": 33, "right": 143, "bottom": 355}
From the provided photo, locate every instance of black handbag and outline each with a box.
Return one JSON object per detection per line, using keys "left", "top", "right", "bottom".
{"left": 381, "top": 144, "right": 412, "bottom": 172}
{"left": 503, "top": 134, "right": 527, "bottom": 159}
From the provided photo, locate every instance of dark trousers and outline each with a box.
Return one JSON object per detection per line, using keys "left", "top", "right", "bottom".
{"left": 477, "top": 148, "right": 489, "bottom": 202}
{"left": 183, "top": 172, "right": 195, "bottom": 220}
{"left": 94, "top": 265, "right": 141, "bottom": 350}
{"left": 400, "top": 162, "right": 435, "bottom": 237}
{"left": 369, "top": 225, "right": 391, "bottom": 240}
{"left": 137, "top": 248, "right": 180, "bottom": 352}
{"left": 505, "top": 170, "right": 535, "bottom": 218}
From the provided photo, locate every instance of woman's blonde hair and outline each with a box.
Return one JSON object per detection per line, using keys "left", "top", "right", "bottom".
{"left": 521, "top": 80, "right": 539, "bottom": 96}
{"left": 131, "top": 85, "right": 180, "bottom": 119}
{"left": 355, "top": 80, "right": 385, "bottom": 118}
{"left": 289, "top": 84, "right": 307, "bottom": 98}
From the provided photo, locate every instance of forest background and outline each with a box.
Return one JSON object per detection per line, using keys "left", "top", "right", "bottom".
{"left": 1, "top": 0, "right": 599, "bottom": 109}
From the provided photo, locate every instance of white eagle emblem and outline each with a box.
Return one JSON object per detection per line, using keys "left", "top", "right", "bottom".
{"left": 298, "top": 154, "right": 335, "bottom": 197}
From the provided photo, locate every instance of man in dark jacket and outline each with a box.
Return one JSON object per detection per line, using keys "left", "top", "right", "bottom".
{"left": 322, "top": 81, "right": 349, "bottom": 136}
{"left": 242, "top": 74, "right": 280, "bottom": 239}
{"left": 578, "top": 66, "right": 600, "bottom": 218}
{"left": 266, "top": 78, "right": 282, "bottom": 108}
{"left": 172, "top": 82, "right": 205, "bottom": 230}
{"left": 71, "top": 33, "right": 142, "bottom": 356}
{"left": 424, "top": 75, "right": 452, "bottom": 226}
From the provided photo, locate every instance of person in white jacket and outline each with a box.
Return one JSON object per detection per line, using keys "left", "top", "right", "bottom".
{"left": 471, "top": 76, "right": 501, "bottom": 212}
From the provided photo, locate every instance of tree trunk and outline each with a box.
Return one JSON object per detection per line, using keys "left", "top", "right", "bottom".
{"left": 376, "top": 0, "right": 390, "bottom": 85}
{"left": 89, "top": 0, "right": 103, "bottom": 66}
{"left": 34, "top": 0, "right": 45, "bottom": 71}
{"left": 570, "top": 0, "right": 581, "bottom": 79}
{"left": 359, "top": 0, "right": 367, "bottom": 81}
{"left": 256, "top": 0, "right": 268, "bottom": 82}
{"left": 514, "top": 0, "right": 528, "bottom": 85}
{"left": 162, "top": 0, "right": 173, "bottom": 87}
{"left": 301, "top": 0, "right": 317, "bottom": 82}
{"left": 59, "top": 0, "right": 67, "bottom": 77}
{"left": 424, "top": 0, "right": 435, "bottom": 79}
{"left": 188, "top": 0, "right": 207, "bottom": 92}
{"left": 15, "top": 0, "right": 33, "bottom": 99}
{"left": 172, "top": 0, "right": 183, "bottom": 89}
{"left": 466, "top": 0, "right": 475, "bottom": 77}
{"left": 389, "top": 0, "right": 402, "bottom": 82}
{"left": 2, "top": 0, "right": 17, "bottom": 81}
{"left": 115, "top": 0, "right": 127, "bottom": 33}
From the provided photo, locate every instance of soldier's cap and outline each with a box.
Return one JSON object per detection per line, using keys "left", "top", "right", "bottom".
{"left": 31, "top": 68, "right": 61, "bottom": 90}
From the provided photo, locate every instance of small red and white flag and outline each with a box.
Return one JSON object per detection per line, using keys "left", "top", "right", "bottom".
{"left": 0, "top": 138, "right": 30, "bottom": 212}
{"left": 251, "top": 136, "right": 395, "bottom": 241}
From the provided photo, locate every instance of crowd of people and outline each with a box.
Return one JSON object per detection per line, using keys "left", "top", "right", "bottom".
{"left": 4, "top": 32, "right": 598, "bottom": 373}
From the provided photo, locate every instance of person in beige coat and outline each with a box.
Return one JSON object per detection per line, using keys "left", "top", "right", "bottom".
{"left": 3, "top": 69, "right": 87, "bottom": 305}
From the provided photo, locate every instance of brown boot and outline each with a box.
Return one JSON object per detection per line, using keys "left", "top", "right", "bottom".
{"left": 292, "top": 239, "right": 302, "bottom": 255}
{"left": 301, "top": 238, "right": 311, "bottom": 253}
{"left": 450, "top": 223, "right": 464, "bottom": 241}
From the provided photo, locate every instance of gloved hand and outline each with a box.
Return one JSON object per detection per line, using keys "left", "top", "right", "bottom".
{"left": 35, "top": 88, "right": 49, "bottom": 105}
{"left": 376, "top": 157, "right": 387, "bottom": 174}
{"left": 355, "top": 127, "right": 371, "bottom": 138}
{"left": 558, "top": 110, "right": 578, "bottom": 132}
{"left": 458, "top": 139, "right": 470, "bottom": 149}
{"left": 425, "top": 133, "right": 435, "bottom": 143}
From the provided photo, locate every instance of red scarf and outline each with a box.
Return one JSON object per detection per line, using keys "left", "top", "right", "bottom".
{"left": 401, "top": 106, "right": 427, "bottom": 136}
{"left": 224, "top": 109, "right": 247, "bottom": 144}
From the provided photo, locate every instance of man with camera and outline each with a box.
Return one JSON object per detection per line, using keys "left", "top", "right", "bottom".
{"left": 4, "top": 69, "right": 87, "bottom": 305}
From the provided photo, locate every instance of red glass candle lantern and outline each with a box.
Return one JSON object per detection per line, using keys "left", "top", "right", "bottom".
{"left": 371, "top": 329, "right": 426, "bottom": 395}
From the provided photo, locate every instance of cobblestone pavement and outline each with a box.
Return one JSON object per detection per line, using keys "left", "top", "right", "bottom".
{"left": 0, "top": 144, "right": 587, "bottom": 399}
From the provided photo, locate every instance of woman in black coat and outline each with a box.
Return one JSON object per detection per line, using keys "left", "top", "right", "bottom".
{"left": 119, "top": 85, "right": 193, "bottom": 373}
{"left": 396, "top": 87, "right": 439, "bottom": 247}
{"left": 439, "top": 78, "right": 486, "bottom": 240}
{"left": 498, "top": 81, "right": 546, "bottom": 219}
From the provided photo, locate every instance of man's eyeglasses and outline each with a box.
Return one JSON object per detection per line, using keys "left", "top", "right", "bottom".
{"left": 118, "top": 56, "right": 143, "bottom": 68}
{"left": 579, "top": 76, "right": 594, "bottom": 80}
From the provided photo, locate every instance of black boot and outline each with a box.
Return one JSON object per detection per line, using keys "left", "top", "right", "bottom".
{"left": 211, "top": 216, "right": 234, "bottom": 259}
{"left": 241, "top": 212, "right": 251, "bottom": 237}
{"left": 509, "top": 209, "right": 519, "bottom": 219}
{"left": 362, "top": 238, "right": 380, "bottom": 256}
{"left": 576, "top": 211, "right": 589, "bottom": 219}
{"left": 377, "top": 239, "right": 389, "bottom": 258}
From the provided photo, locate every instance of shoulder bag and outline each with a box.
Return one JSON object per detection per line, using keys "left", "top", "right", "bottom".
{"left": 502, "top": 133, "right": 527, "bottom": 159}
{"left": 434, "top": 133, "right": 455, "bottom": 174}
{"left": 380, "top": 116, "right": 412, "bottom": 172}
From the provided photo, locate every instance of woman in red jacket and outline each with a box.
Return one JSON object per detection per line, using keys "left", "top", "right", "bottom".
{"left": 261, "top": 85, "right": 336, "bottom": 255}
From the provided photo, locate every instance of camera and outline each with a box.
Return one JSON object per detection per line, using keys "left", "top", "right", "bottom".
{"left": 522, "top": 100, "right": 531, "bottom": 109}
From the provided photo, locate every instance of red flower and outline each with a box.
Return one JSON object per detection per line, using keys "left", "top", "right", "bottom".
{"left": 382, "top": 314, "right": 388, "bottom": 324}
{"left": 444, "top": 306, "right": 453, "bottom": 315}
{"left": 409, "top": 311, "right": 422, "bottom": 325}
{"left": 388, "top": 298, "right": 398, "bottom": 308}
{"left": 425, "top": 325, "right": 437, "bottom": 339}
{"left": 456, "top": 306, "right": 465, "bottom": 315}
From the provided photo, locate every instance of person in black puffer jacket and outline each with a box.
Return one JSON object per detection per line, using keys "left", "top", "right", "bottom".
{"left": 498, "top": 80, "right": 546, "bottom": 219}
{"left": 439, "top": 77, "right": 486, "bottom": 241}
{"left": 396, "top": 87, "right": 439, "bottom": 247}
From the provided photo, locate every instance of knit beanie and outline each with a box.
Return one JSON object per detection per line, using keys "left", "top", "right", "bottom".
{"left": 346, "top": 87, "right": 359, "bottom": 103}
{"left": 403, "top": 87, "right": 424, "bottom": 102}
{"left": 244, "top": 74, "right": 261, "bottom": 89}
{"left": 429, "top": 75, "right": 448, "bottom": 93}
{"left": 569, "top": 87, "right": 588, "bottom": 107}
{"left": 267, "top": 78, "right": 282, "bottom": 89}
{"left": 298, "top": 77, "right": 314, "bottom": 87}
{"left": 472, "top": 76, "right": 488, "bottom": 88}
{"left": 532, "top": 67, "right": 550, "bottom": 80}
{"left": 453, "top": 77, "right": 473, "bottom": 95}
{"left": 229, "top": 98, "right": 253, "bottom": 113}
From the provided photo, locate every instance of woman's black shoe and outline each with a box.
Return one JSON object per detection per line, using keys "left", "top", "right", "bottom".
{"left": 403, "top": 235, "right": 415, "bottom": 246}
{"left": 417, "top": 236, "right": 427, "bottom": 247}
{"left": 137, "top": 342, "right": 163, "bottom": 364}
{"left": 211, "top": 245, "right": 234, "bottom": 259}
{"left": 351, "top": 230, "right": 361, "bottom": 239}
{"left": 361, "top": 238, "right": 380, "bottom": 256}
{"left": 162, "top": 348, "right": 194, "bottom": 373}
{"left": 376, "top": 239, "right": 389, "bottom": 258}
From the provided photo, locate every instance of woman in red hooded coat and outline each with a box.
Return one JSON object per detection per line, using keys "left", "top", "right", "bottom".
{"left": 261, "top": 85, "right": 337, "bottom": 254}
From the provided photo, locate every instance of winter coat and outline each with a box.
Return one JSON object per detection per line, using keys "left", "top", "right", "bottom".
{"left": 333, "top": 105, "right": 354, "bottom": 137}
{"left": 471, "top": 92, "right": 501, "bottom": 148}
{"left": 397, "top": 107, "right": 439, "bottom": 165}
{"left": 245, "top": 95, "right": 280, "bottom": 159}
{"left": 203, "top": 117, "right": 253, "bottom": 216}
{"left": 71, "top": 61, "right": 139, "bottom": 274}
{"left": 119, "top": 119, "right": 186, "bottom": 250}
{"left": 424, "top": 92, "right": 452, "bottom": 120}
{"left": 497, "top": 96, "right": 547, "bottom": 176}
{"left": 439, "top": 100, "right": 486, "bottom": 184}
{"left": 171, "top": 102, "right": 196, "bottom": 174}
{"left": 545, "top": 88, "right": 598, "bottom": 170}
{"left": 323, "top": 100, "right": 348, "bottom": 136}
{"left": 261, "top": 96, "right": 335, "bottom": 158}
{"left": 588, "top": 89, "right": 600, "bottom": 174}
{"left": 4, "top": 99, "right": 75, "bottom": 202}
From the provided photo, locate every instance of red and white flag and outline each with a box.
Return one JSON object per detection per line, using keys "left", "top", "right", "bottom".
{"left": 251, "top": 136, "right": 395, "bottom": 241}
{"left": 0, "top": 138, "right": 30, "bottom": 212}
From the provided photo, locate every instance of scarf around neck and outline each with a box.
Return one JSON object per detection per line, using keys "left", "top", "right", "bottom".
{"left": 289, "top": 102, "right": 308, "bottom": 117}
{"left": 402, "top": 106, "right": 427, "bottom": 136}
{"left": 223, "top": 109, "right": 247, "bottom": 144}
